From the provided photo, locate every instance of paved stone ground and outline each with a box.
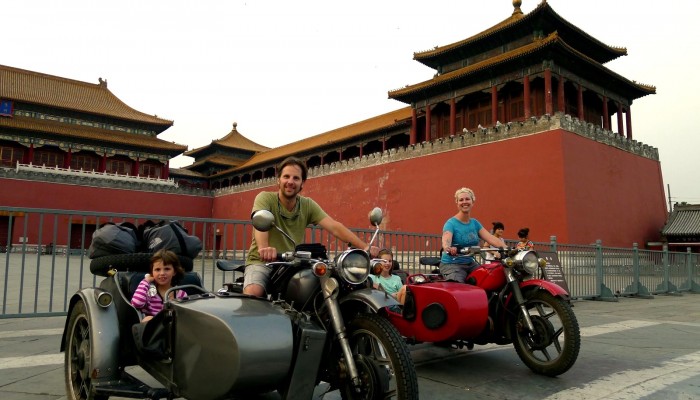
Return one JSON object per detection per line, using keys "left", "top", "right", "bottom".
{"left": 2, "top": 292, "right": 700, "bottom": 399}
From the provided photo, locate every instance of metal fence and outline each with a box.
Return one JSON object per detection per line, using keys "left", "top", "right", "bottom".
{"left": 1, "top": 207, "right": 699, "bottom": 318}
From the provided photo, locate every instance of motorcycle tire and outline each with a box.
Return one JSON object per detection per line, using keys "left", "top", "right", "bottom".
{"left": 339, "top": 313, "right": 419, "bottom": 400}
{"left": 64, "top": 300, "right": 109, "bottom": 400}
{"left": 511, "top": 290, "right": 581, "bottom": 377}
{"left": 89, "top": 253, "right": 194, "bottom": 276}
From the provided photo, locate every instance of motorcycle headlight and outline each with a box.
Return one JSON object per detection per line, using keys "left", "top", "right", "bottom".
{"left": 335, "top": 249, "right": 370, "bottom": 284}
{"left": 514, "top": 251, "right": 540, "bottom": 275}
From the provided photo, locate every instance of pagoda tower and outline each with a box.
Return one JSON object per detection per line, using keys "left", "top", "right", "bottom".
{"left": 388, "top": 0, "right": 655, "bottom": 143}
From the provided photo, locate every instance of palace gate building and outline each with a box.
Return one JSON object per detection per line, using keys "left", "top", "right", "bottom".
{"left": 0, "top": 0, "right": 667, "bottom": 251}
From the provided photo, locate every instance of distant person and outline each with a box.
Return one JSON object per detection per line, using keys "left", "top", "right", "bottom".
{"left": 515, "top": 227, "right": 534, "bottom": 251}
{"left": 441, "top": 188, "right": 506, "bottom": 282}
{"left": 131, "top": 250, "right": 187, "bottom": 322}
{"left": 483, "top": 222, "right": 505, "bottom": 261}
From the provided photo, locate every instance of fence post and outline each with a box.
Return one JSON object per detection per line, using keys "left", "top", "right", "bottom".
{"left": 687, "top": 247, "right": 700, "bottom": 292}
{"left": 657, "top": 244, "right": 679, "bottom": 295}
{"left": 595, "top": 239, "right": 617, "bottom": 301}
{"left": 626, "top": 242, "right": 652, "bottom": 298}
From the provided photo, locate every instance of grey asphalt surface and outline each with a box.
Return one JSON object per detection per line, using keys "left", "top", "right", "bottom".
{"left": 2, "top": 292, "right": 700, "bottom": 400}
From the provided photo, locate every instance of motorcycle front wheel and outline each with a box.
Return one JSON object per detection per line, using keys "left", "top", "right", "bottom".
{"left": 64, "top": 300, "right": 109, "bottom": 400}
{"left": 340, "top": 313, "right": 419, "bottom": 400}
{"left": 511, "top": 290, "right": 581, "bottom": 377}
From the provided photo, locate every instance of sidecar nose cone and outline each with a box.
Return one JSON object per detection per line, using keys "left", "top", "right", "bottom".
{"left": 422, "top": 302, "right": 447, "bottom": 330}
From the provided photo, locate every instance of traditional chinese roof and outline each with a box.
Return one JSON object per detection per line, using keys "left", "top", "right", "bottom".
{"left": 413, "top": 0, "right": 626, "bottom": 70}
{"left": 168, "top": 167, "right": 205, "bottom": 178}
{"left": 184, "top": 122, "right": 269, "bottom": 158}
{"left": 0, "top": 114, "right": 186, "bottom": 154}
{"left": 662, "top": 204, "right": 700, "bottom": 237}
{"left": 187, "top": 155, "right": 243, "bottom": 170}
{"left": 210, "top": 107, "right": 412, "bottom": 178}
{"left": 389, "top": 31, "right": 655, "bottom": 104}
{"left": 0, "top": 64, "right": 173, "bottom": 131}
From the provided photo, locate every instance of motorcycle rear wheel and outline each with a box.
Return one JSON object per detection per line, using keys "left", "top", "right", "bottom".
{"left": 64, "top": 300, "right": 109, "bottom": 400}
{"left": 511, "top": 290, "right": 580, "bottom": 377}
{"left": 340, "top": 313, "right": 419, "bottom": 400}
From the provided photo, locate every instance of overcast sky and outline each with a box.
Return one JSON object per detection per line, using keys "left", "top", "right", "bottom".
{"left": 5, "top": 0, "right": 699, "bottom": 206}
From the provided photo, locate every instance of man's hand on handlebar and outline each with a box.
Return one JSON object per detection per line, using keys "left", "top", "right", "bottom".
{"left": 259, "top": 247, "right": 278, "bottom": 262}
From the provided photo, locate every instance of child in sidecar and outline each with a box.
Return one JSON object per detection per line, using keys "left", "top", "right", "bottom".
{"left": 131, "top": 250, "right": 188, "bottom": 322}
{"left": 370, "top": 249, "right": 408, "bottom": 304}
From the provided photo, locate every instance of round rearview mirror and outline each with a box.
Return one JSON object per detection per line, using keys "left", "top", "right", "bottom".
{"left": 251, "top": 210, "right": 275, "bottom": 232}
{"left": 368, "top": 207, "right": 383, "bottom": 226}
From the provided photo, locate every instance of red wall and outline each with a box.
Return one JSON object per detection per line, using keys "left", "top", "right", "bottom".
{"left": 0, "top": 179, "right": 212, "bottom": 246}
{"left": 214, "top": 129, "right": 667, "bottom": 248}
{"left": 0, "top": 179, "right": 212, "bottom": 217}
{"left": 2, "top": 129, "right": 667, "bottom": 249}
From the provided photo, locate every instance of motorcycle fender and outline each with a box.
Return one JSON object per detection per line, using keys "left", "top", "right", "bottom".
{"left": 520, "top": 279, "right": 569, "bottom": 298}
{"left": 61, "top": 288, "right": 121, "bottom": 380}
{"left": 339, "top": 288, "right": 400, "bottom": 313}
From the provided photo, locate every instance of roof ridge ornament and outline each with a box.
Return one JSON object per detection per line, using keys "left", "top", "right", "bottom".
{"left": 232, "top": 121, "right": 238, "bottom": 131}
{"left": 98, "top": 77, "right": 108, "bottom": 88}
{"left": 513, "top": 0, "right": 523, "bottom": 15}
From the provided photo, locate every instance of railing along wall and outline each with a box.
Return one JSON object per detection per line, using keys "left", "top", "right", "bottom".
{"left": 1, "top": 207, "right": 699, "bottom": 318}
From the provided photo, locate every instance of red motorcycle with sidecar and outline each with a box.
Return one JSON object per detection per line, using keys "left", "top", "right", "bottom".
{"left": 382, "top": 246, "right": 580, "bottom": 377}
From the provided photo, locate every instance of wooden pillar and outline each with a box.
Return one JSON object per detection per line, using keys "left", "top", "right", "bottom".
{"left": 449, "top": 98, "right": 456, "bottom": 135}
{"left": 359, "top": 144, "right": 363, "bottom": 158}
{"left": 577, "top": 84, "right": 584, "bottom": 121}
{"left": 523, "top": 75, "right": 531, "bottom": 118}
{"left": 64, "top": 147, "right": 72, "bottom": 169}
{"left": 410, "top": 108, "right": 417, "bottom": 145}
{"left": 625, "top": 106, "right": 633, "bottom": 140}
{"left": 382, "top": 138, "right": 386, "bottom": 153}
{"left": 100, "top": 153, "right": 107, "bottom": 173}
{"left": 557, "top": 75, "right": 565, "bottom": 112}
{"left": 132, "top": 157, "right": 140, "bottom": 176}
{"left": 425, "top": 105, "right": 432, "bottom": 141}
{"left": 26, "top": 143, "right": 35, "bottom": 164}
{"left": 544, "top": 68, "right": 553, "bottom": 115}
{"left": 162, "top": 159, "right": 169, "bottom": 179}
{"left": 491, "top": 86, "right": 498, "bottom": 125}
{"left": 602, "top": 96, "right": 610, "bottom": 130}
{"left": 616, "top": 102, "right": 624, "bottom": 136}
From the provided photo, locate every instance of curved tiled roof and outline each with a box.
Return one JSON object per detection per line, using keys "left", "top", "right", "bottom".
{"left": 390, "top": 32, "right": 655, "bottom": 103}
{"left": 184, "top": 122, "right": 269, "bottom": 157}
{"left": 0, "top": 114, "right": 186, "bottom": 153}
{"left": 413, "top": 1, "right": 626, "bottom": 68}
{"left": 662, "top": 205, "right": 700, "bottom": 236}
{"left": 0, "top": 64, "right": 173, "bottom": 129}
{"left": 187, "top": 154, "right": 243, "bottom": 170}
{"left": 169, "top": 167, "right": 206, "bottom": 178}
{"left": 209, "top": 107, "right": 412, "bottom": 178}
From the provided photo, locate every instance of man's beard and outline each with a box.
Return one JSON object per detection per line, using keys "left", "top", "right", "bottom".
{"left": 280, "top": 184, "right": 300, "bottom": 199}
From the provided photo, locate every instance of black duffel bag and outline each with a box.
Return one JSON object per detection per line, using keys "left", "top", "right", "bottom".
{"left": 143, "top": 221, "right": 202, "bottom": 259}
{"left": 88, "top": 222, "right": 139, "bottom": 259}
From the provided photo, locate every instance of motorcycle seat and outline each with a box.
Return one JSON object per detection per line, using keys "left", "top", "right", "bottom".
{"left": 420, "top": 256, "right": 441, "bottom": 267}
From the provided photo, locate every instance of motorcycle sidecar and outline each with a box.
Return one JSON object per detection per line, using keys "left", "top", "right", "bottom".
{"left": 384, "top": 275, "right": 489, "bottom": 343}
{"left": 61, "top": 270, "right": 327, "bottom": 400}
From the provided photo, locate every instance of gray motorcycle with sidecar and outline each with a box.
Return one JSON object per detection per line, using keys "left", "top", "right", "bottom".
{"left": 60, "top": 207, "right": 418, "bottom": 400}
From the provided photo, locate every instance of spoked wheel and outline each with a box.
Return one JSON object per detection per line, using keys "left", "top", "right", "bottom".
{"left": 64, "top": 300, "right": 108, "bottom": 400}
{"left": 340, "top": 314, "right": 418, "bottom": 400}
{"left": 512, "top": 290, "right": 581, "bottom": 377}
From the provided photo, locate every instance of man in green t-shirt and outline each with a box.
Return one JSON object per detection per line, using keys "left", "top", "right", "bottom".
{"left": 244, "top": 156, "right": 378, "bottom": 297}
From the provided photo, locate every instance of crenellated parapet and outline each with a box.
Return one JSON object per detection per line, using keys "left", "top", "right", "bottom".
{"left": 213, "top": 112, "right": 659, "bottom": 196}
{"left": 0, "top": 165, "right": 212, "bottom": 196}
